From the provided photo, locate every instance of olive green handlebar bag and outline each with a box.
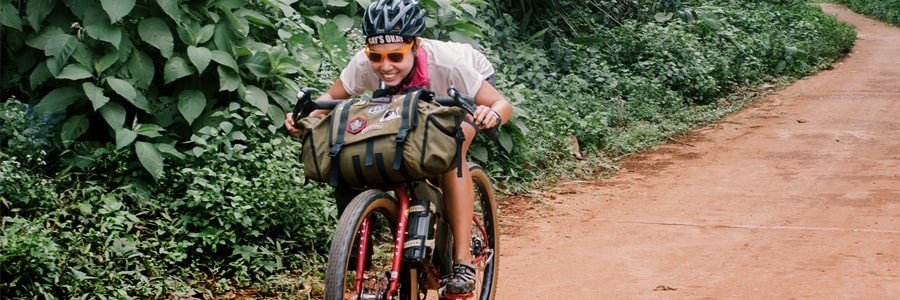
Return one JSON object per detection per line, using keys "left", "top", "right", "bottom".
{"left": 299, "top": 90, "right": 465, "bottom": 187}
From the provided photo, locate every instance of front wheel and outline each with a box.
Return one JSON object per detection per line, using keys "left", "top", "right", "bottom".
{"left": 324, "top": 189, "right": 417, "bottom": 299}
{"left": 468, "top": 162, "right": 500, "bottom": 300}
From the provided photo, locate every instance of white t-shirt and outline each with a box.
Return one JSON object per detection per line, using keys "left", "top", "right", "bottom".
{"left": 340, "top": 38, "right": 494, "bottom": 97}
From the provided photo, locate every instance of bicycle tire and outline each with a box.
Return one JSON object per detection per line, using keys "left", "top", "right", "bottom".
{"left": 324, "top": 189, "right": 418, "bottom": 300}
{"left": 468, "top": 162, "right": 500, "bottom": 300}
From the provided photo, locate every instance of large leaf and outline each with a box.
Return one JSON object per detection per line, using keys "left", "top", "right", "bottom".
{"left": 292, "top": 32, "right": 323, "bottom": 71}
{"left": 127, "top": 50, "right": 154, "bottom": 88}
{"left": 130, "top": 93, "right": 151, "bottom": 113}
{"left": 319, "top": 20, "right": 349, "bottom": 69}
{"left": 115, "top": 128, "right": 138, "bottom": 149}
{"left": 217, "top": 66, "right": 240, "bottom": 92}
{"left": 152, "top": 96, "right": 178, "bottom": 127}
{"left": 156, "top": 0, "right": 182, "bottom": 23}
{"left": 94, "top": 52, "right": 119, "bottom": 75}
{"left": 333, "top": 14, "right": 353, "bottom": 31}
{"left": 107, "top": 77, "right": 150, "bottom": 112}
{"left": 99, "top": 102, "right": 126, "bottom": 128}
{"left": 135, "top": 141, "right": 164, "bottom": 180}
{"left": 106, "top": 77, "right": 136, "bottom": 102}
{"left": 25, "top": 27, "right": 64, "bottom": 51}
{"left": 25, "top": 0, "right": 54, "bottom": 31}
{"left": 498, "top": 129, "right": 514, "bottom": 152}
{"left": 57, "top": 64, "right": 93, "bottom": 80}
{"left": 213, "top": 23, "right": 236, "bottom": 54}
{"left": 244, "top": 53, "right": 270, "bottom": 79}
{"left": 264, "top": 0, "right": 296, "bottom": 17}
{"left": 195, "top": 25, "right": 216, "bottom": 45}
{"left": 61, "top": 115, "right": 90, "bottom": 146}
{"left": 448, "top": 31, "right": 478, "bottom": 46}
{"left": 325, "top": 0, "right": 350, "bottom": 7}
{"left": 117, "top": 30, "right": 135, "bottom": 63}
{"left": 164, "top": 56, "right": 195, "bottom": 84}
{"left": 0, "top": 1, "right": 22, "bottom": 30}
{"left": 101, "top": 0, "right": 135, "bottom": 23}
{"left": 178, "top": 90, "right": 206, "bottom": 125}
{"left": 85, "top": 22, "right": 123, "bottom": 47}
{"left": 243, "top": 85, "right": 269, "bottom": 112}
{"left": 83, "top": 82, "right": 109, "bottom": 110}
{"left": 155, "top": 143, "right": 186, "bottom": 159}
{"left": 237, "top": 8, "right": 273, "bottom": 28}
{"left": 32, "top": 33, "right": 79, "bottom": 76}
{"left": 452, "top": 23, "right": 482, "bottom": 37}
{"left": 267, "top": 105, "right": 286, "bottom": 129}
{"left": 187, "top": 46, "right": 212, "bottom": 73}
{"left": 469, "top": 144, "right": 488, "bottom": 163}
{"left": 71, "top": 43, "right": 93, "bottom": 69}
{"left": 35, "top": 87, "right": 82, "bottom": 113}
{"left": 138, "top": 18, "right": 174, "bottom": 58}
{"left": 211, "top": 50, "right": 239, "bottom": 71}
{"left": 29, "top": 62, "right": 52, "bottom": 88}
{"left": 459, "top": 3, "right": 477, "bottom": 16}
{"left": 214, "top": 0, "right": 245, "bottom": 10}
{"left": 220, "top": 6, "right": 249, "bottom": 37}
{"left": 134, "top": 123, "right": 164, "bottom": 138}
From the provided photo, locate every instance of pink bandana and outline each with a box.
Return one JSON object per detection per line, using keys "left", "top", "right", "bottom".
{"left": 402, "top": 47, "right": 430, "bottom": 90}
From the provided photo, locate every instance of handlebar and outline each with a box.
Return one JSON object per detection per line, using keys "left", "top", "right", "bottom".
{"left": 291, "top": 87, "right": 499, "bottom": 140}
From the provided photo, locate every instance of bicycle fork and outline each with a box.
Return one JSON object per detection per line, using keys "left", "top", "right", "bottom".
{"left": 387, "top": 187, "right": 412, "bottom": 297}
{"left": 352, "top": 188, "right": 411, "bottom": 300}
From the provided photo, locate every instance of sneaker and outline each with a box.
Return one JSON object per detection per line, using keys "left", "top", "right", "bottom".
{"left": 442, "top": 261, "right": 476, "bottom": 294}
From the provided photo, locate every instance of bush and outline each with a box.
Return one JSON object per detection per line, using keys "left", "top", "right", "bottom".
{"left": 835, "top": 0, "right": 900, "bottom": 26}
{"left": 0, "top": 216, "right": 62, "bottom": 298}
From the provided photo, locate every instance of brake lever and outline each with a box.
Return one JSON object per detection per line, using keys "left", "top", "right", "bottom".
{"left": 447, "top": 87, "right": 500, "bottom": 140}
{"left": 291, "top": 88, "right": 314, "bottom": 129}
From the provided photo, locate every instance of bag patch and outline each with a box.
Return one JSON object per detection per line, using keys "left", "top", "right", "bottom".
{"left": 347, "top": 116, "right": 366, "bottom": 134}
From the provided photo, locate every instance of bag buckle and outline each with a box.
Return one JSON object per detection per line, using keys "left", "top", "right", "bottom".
{"left": 329, "top": 143, "right": 343, "bottom": 157}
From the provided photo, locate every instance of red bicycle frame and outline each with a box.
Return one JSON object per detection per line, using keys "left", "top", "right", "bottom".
{"left": 352, "top": 183, "right": 491, "bottom": 299}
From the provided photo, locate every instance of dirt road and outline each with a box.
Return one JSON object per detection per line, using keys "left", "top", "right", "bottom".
{"left": 496, "top": 4, "right": 900, "bottom": 299}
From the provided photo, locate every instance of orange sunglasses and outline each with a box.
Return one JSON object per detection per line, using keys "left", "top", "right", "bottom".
{"left": 364, "top": 42, "right": 415, "bottom": 63}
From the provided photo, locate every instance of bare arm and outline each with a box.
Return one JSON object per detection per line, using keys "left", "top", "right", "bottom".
{"left": 471, "top": 81, "right": 512, "bottom": 129}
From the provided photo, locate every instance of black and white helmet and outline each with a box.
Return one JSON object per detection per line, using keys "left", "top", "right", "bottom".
{"left": 362, "top": 0, "right": 426, "bottom": 40}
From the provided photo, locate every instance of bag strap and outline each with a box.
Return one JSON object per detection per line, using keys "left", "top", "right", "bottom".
{"left": 328, "top": 99, "right": 357, "bottom": 186}
{"left": 392, "top": 90, "right": 418, "bottom": 171}
{"left": 395, "top": 91, "right": 415, "bottom": 143}
{"left": 454, "top": 114, "right": 464, "bottom": 177}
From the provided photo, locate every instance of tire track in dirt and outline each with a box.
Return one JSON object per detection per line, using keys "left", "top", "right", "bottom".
{"left": 497, "top": 4, "right": 900, "bottom": 299}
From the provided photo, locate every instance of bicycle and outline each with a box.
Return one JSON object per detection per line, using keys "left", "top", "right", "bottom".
{"left": 292, "top": 88, "right": 500, "bottom": 300}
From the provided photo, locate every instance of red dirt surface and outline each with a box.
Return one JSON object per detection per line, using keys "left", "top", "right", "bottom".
{"left": 496, "top": 4, "right": 900, "bottom": 299}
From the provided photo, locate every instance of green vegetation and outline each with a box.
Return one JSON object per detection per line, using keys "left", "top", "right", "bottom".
{"left": 834, "top": 0, "right": 900, "bottom": 25}
{"left": 1, "top": 0, "right": 855, "bottom": 298}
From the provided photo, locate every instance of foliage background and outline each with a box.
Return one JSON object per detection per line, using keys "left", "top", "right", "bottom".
{"left": 1, "top": 0, "right": 858, "bottom": 298}
{"left": 833, "top": 0, "right": 900, "bottom": 25}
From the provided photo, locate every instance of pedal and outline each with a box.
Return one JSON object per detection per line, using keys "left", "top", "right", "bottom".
{"left": 438, "top": 286, "right": 474, "bottom": 300}
{"left": 439, "top": 292, "right": 473, "bottom": 300}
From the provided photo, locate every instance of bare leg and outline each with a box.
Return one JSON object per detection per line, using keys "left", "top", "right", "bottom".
{"left": 442, "top": 123, "right": 477, "bottom": 263}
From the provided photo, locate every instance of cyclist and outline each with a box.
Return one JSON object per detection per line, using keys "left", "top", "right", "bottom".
{"left": 284, "top": 0, "right": 511, "bottom": 294}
